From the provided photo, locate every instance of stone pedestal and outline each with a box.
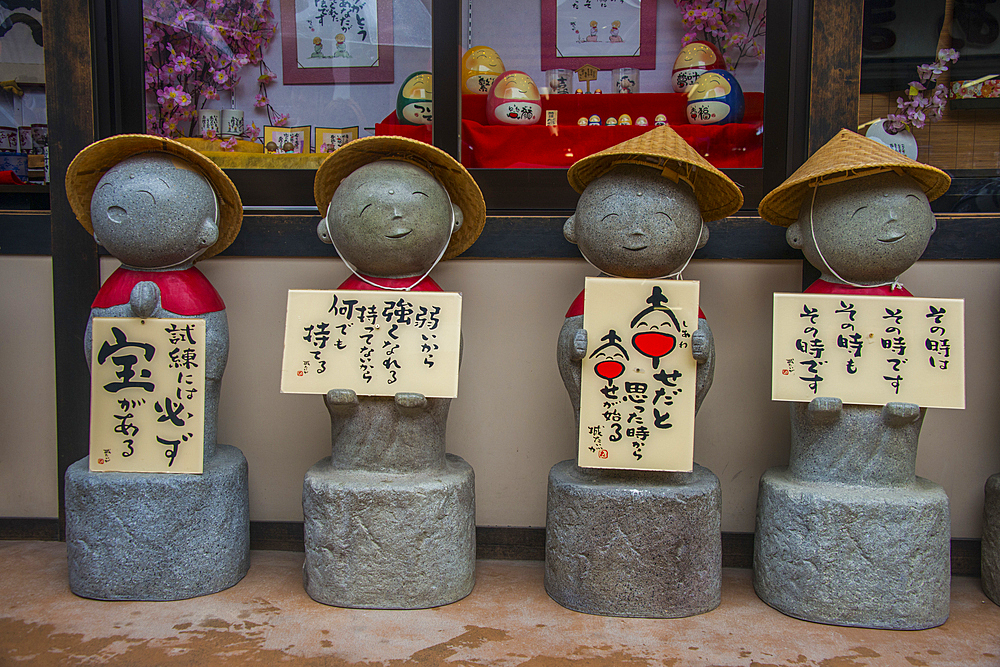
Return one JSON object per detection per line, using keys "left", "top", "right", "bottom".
{"left": 983, "top": 473, "right": 1000, "bottom": 605}
{"left": 303, "top": 453, "right": 476, "bottom": 609}
{"left": 65, "top": 444, "right": 250, "bottom": 601}
{"left": 754, "top": 467, "right": 950, "bottom": 629}
{"left": 544, "top": 459, "right": 721, "bottom": 618}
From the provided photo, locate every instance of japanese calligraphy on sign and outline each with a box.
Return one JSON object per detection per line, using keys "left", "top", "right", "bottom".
{"left": 293, "top": 0, "right": 380, "bottom": 69}
{"left": 281, "top": 289, "right": 462, "bottom": 397}
{"left": 89, "top": 318, "right": 206, "bottom": 474}
{"left": 579, "top": 277, "right": 699, "bottom": 471}
{"left": 772, "top": 293, "right": 965, "bottom": 409}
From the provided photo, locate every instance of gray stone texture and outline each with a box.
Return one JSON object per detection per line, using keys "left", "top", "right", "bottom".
{"left": 65, "top": 444, "right": 250, "bottom": 601}
{"left": 545, "top": 460, "right": 722, "bottom": 618}
{"left": 983, "top": 473, "right": 1000, "bottom": 604}
{"left": 303, "top": 453, "right": 475, "bottom": 609}
{"left": 754, "top": 466, "right": 950, "bottom": 629}
{"left": 550, "top": 164, "right": 720, "bottom": 618}
{"left": 305, "top": 159, "right": 477, "bottom": 609}
{"left": 755, "top": 170, "right": 951, "bottom": 629}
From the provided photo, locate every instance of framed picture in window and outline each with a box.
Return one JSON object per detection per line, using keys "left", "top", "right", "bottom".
{"left": 264, "top": 125, "right": 312, "bottom": 153}
{"left": 540, "top": 0, "right": 656, "bottom": 71}
{"left": 314, "top": 126, "right": 360, "bottom": 153}
{"left": 280, "top": 0, "right": 394, "bottom": 84}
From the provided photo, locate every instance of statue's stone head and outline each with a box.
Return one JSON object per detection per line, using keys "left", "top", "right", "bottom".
{"left": 317, "top": 160, "right": 464, "bottom": 278}
{"left": 90, "top": 152, "right": 219, "bottom": 269}
{"left": 564, "top": 163, "right": 707, "bottom": 279}
{"left": 785, "top": 170, "right": 937, "bottom": 285}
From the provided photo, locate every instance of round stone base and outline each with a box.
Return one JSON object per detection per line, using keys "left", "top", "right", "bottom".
{"left": 983, "top": 473, "right": 1000, "bottom": 605}
{"left": 303, "top": 453, "right": 476, "bottom": 609}
{"left": 753, "top": 466, "right": 950, "bottom": 629}
{"left": 544, "top": 460, "right": 722, "bottom": 618}
{"left": 65, "top": 444, "right": 250, "bottom": 601}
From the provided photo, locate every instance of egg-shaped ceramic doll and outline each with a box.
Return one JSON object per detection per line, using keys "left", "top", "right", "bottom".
{"left": 618, "top": 114, "right": 632, "bottom": 126}
{"left": 577, "top": 117, "right": 589, "bottom": 126}
{"left": 462, "top": 46, "right": 506, "bottom": 95}
{"left": 605, "top": 117, "right": 618, "bottom": 126}
{"left": 486, "top": 71, "right": 542, "bottom": 125}
{"left": 686, "top": 70, "right": 744, "bottom": 125}
{"left": 654, "top": 114, "right": 667, "bottom": 126}
{"left": 396, "top": 71, "right": 433, "bottom": 125}
{"left": 635, "top": 116, "right": 649, "bottom": 126}
{"left": 672, "top": 40, "right": 725, "bottom": 92}
{"left": 588, "top": 114, "right": 601, "bottom": 126}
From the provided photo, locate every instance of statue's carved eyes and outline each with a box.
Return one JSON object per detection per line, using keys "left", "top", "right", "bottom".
{"left": 601, "top": 213, "right": 619, "bottom": 222}
{"left": 413, "top": 191, "right": 429, "bottom": 198}
{"left": 851, "top": 206, "right": 868, "bottom": 218}
{"left": 360, "top": 203, "right": 372, "bottom": 217}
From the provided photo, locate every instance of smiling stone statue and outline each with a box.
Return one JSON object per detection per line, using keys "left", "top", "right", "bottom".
{"left": 754, "top": 129, "right": 954, "bottom": 629}
{"left": 62, "top": 135, "right": 248, "bottom": 601}
{"left": 303, "top": 136, "right": 485, "bottom": 609}
{"left": 546, "top": 125, "right": 744, "bottom": 618}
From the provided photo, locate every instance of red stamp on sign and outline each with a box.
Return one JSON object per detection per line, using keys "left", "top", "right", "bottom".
{"left": 598, "top": 450, "right": 609, "bottom": 459}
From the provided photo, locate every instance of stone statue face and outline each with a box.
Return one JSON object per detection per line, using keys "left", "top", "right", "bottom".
{"left": 90, "top": 152, "right": 219, "bottom": 269}
{"left": 787, "top": 170, "right": 936, "bottom": 285}
{"left": 564, "top": 163, "right": 706, "bottom": 279}
{"left": 319, "top": 160, "right": 462, "bottom": 278}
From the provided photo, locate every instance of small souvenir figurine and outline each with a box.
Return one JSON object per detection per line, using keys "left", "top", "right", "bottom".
{"left": 686, "top": 71, "right": 744, "bottom": 125}
{"left": 587, "top": 114, "right": 602, "bottom": 126}
{"left": 577, "top": 117, "right": 589, "bottom": 126}
{"left": 305, "top": 135, "right": 486, "bottom": 609}
{"left": 635, "top": 116, "right": 649, "bottom": 126}
{"left": 396, "top": 71, "right": 433, "bottom": 125}
{"left": 547, "top": 125, "right": 743, "bottom": 618}
{"left": 486, "top": 71, "right": 542, "bottom": 125}
{"left": 618, "top": 114, "right": 633, "bottom": 125}
{"left": 462, "top": 45, "right": 506, "bottom": 94}
{"left": 605, "top": 117, "right": 618, "bottom": 126}
{"left": 654, "top": 114, "right": 667, "bottom": 126}
{"left": 672, "top": 40, "right": 725, "bottom": 92}
{"left": 755, "top": 129, "right": 953, "bottom": 629}
{"left": 62, "top": 134, "right": 249, "bottom": 601}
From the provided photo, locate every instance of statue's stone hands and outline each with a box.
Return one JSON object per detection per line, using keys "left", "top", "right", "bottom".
{"left": 692, "top": 326, "right": 710, "bottom": 362}
{"left": 572, "top": 329, "right": 588, "bottom": 360}
{"left": 129, "top": 281, "right": 160, "bottom": 319}
{"left": 808, "top": 396, "right": 843, "bottom": 422}
{"left": 883, "top": 401, "right": 921, "bottom": 427}
{"left": 325, "top": 388, "right": 359, "bottom": 412}
{"left": 395, "top": 392, "right": 428, "bottom": 416}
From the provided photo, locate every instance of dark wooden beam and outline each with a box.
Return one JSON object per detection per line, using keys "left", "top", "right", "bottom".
{"left": 43, "top": 0, "right": 100, "bottom": 539}
{"left": 808, "top": 0, "right": 863, "bottom": 153}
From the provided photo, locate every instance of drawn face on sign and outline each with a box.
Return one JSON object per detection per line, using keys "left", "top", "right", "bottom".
{"left": 90, "top": 152, "right": 219, "bottom": 269}
{"left": 588, "top": 329, "right": 630, "bottom": 385}
{"left": 629, "top": 285, "right": 680, "bottom": 369}
{"left": 320, "top": 160, "right": 463, "bottom": 278}
{"left": 787, "top": 170, "right": 936, "bottom": 285}
{"left": 564, "top": 164, "right": 706, "bottom": 279}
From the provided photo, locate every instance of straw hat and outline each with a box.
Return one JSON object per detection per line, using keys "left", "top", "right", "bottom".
{"left": 758, "top": 129, "right": 952, "bottom": 226}
{"left": 66, "top": 134, "right": 243, "bottom": 260}
{"left": 567, "top": 124, "right": 744, "bottom": 222}
{"left": 314, "top": 135, "right": 486, "bottom": 261}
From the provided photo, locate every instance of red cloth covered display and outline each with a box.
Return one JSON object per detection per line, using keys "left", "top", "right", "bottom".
{"left": 375, "top": 93, "right": 763, "bottom": 170}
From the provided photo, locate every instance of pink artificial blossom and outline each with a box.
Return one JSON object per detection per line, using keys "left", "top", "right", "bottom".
{"left": 254, "top": 92, "right": 268, "bottom": 108}
{"left": 272, "top": 113, "right": 289, "bottom": 127}
{"left": 220, "top": 136, "right": 239, "bottom": 151}
{"left": 886, "top": 49, "right": 959, "bottom": 133}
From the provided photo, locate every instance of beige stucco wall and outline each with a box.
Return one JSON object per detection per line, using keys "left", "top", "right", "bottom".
{"left": 2, "top": 255, "right": 998, "bottom": 537}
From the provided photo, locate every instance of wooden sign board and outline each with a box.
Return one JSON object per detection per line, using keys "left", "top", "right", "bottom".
{"left": 281, "top": 289, "right": 462, "bottom": 398}
{"left": 578, "top": 277, "right": 699, "bottom": 471}
{"left": 90, "top": 318, "right": 206, "bottom": 474}
{"left": 772, "top": 293, "right": 965, "bottom": 409}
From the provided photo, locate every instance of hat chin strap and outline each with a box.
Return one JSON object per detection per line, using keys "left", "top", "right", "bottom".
{"left": 808, "top": 184, "right": 903, "bottom": 291}
{"left": 326, "top": 187, "right": 456, "bottom": 291}
{"left": 578, "top": 219, "right": 702, "bottom": 281}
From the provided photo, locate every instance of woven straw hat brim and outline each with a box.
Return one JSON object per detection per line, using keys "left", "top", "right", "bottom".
{"left": 758, "top": 129, "right": 952, "bottom": 226}
{"left": 314, "top": 135, "right": 486, "bottom": 261}
{"left": 66, "top": 134, "right": 243, "bottom": 260}
{"left": 567, "top": 124, "right": 744, "bottom": 222}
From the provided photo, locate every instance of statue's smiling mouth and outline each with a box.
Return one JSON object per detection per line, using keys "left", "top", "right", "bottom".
{"left": 879, "top": 232, "right": 905, "bottom": 244}
{"left": 386, "top": 229, "right": 412, "bottom": 239}
{"left": 622, "top": 243, "right": 648, "bottom": 251}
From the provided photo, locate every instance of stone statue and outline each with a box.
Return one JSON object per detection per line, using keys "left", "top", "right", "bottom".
{"left": 546, "top": 125, "right": 743, "bottom": 618}
{"left": 304, "top": 136, "right": 485, "bottom": 609}
{"left": 62, "top": 135, "right": 249, "bottom": 600}
{"left": 754, "top": 129, "right": 954, "bottom": 629}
